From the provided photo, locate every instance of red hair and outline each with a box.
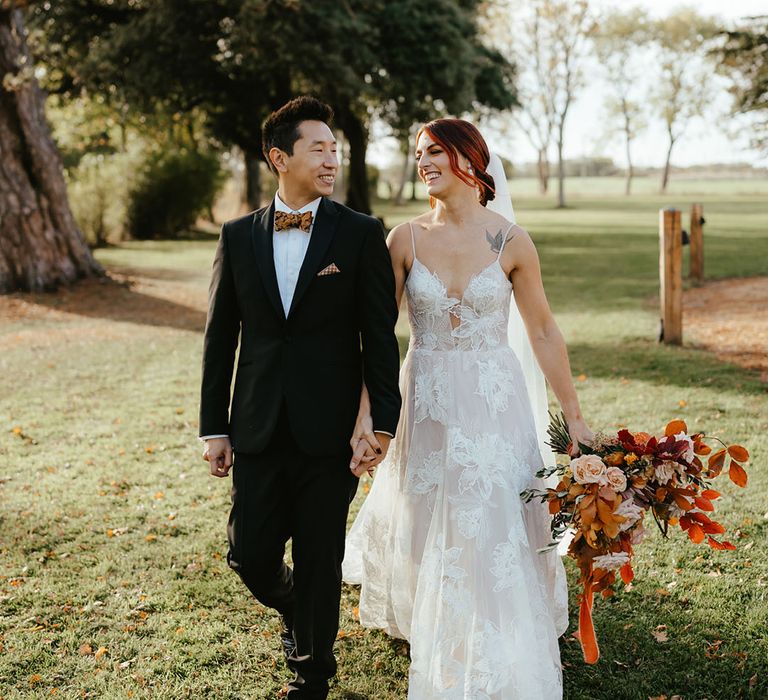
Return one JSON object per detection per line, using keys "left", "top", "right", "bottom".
{"left": 416, "top": 118, "right": 496, "bottom": 207}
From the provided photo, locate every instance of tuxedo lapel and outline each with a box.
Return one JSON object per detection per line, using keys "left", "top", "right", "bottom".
{"left": 251, "top": 202, "right": 285, "bottom": 321}
{"left": 288, "top": 197, "right": 339, "bottom": 319}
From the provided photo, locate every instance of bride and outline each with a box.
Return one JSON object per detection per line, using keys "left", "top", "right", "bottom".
{"left": 343, "top": 118, "right": 593, "bottom": 699}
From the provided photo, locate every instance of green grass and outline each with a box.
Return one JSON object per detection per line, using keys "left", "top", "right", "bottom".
{"left": 1, "top": 182, "right": 767, "bottom": 699}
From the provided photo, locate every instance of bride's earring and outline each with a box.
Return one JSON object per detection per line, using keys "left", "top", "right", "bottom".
{"left": 467, "top": 164, "right": 481, "bottom": 200}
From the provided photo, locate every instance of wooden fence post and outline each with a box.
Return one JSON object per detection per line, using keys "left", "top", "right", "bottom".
{"left": 689, "top": 203, "right": 704, "bottom": 284}
{"left": 659, "top": 208, "right": 682, "bottom": 345}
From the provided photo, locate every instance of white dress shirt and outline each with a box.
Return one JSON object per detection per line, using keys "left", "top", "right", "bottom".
{"left": 201, "top": 193, "right": 392, "bottom": 441}
{"left": 273, "top": 192, "right": 321, "bottom": 315}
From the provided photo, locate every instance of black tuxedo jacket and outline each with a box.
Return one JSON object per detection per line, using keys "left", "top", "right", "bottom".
{"left": 199, "top": 197, "right": 401, "bottom": 457}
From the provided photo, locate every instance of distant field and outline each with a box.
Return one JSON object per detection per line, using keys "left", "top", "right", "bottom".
{"left": 387, "top": 174, "right": 768, "bottom": 202}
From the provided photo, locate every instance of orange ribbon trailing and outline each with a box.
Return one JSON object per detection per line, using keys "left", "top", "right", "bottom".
{"left": 577, "top": 579, "right": 600, "bottom": 664}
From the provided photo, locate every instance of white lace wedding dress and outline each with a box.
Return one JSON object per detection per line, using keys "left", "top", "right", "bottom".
{"left": 343, "top": 223, "right": 569, "bottom": 699}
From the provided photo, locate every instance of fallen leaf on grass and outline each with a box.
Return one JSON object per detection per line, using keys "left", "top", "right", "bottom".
{"left": 705, "top": 639, "right": 724, "bottom": 658}
{"left": 144, "top": 534, "right": 157, "bottom": 542}
{"left": 106, "top": 527, "right": 129, "bottom": 538}
{"left": 651, "top": 625, "right": 668, "bottom": 643}
{"left": 94, "top": 647, "right": 108, "bottom": 659}
{"left": 78, "top": 643, "right": 93, "bottom": 656}
{"left": 29, "top": 673, "right": 43, "bottom": 685}
{"left": 154, "top": 491, "right": 164, "bottom": 500}
{"left": 750, "top": 675, "right": 758, "bottom": 689}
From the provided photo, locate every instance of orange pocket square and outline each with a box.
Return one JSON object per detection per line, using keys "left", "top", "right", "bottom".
{"left": 317, "top": 263, "right": 341, "bottom": 276}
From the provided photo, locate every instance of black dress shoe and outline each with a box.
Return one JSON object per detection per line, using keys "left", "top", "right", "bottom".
{"left": 280, "top": 615, "right": 297, "bottom": 661}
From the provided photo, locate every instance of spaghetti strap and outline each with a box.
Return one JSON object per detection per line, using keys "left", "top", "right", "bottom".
{"left": 496, "top": 222, "right": 516, "bottom": 260}
{"left": 408, "top": 221, "right": 417, "bottom": 259}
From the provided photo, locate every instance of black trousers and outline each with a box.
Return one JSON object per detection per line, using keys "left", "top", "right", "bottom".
{"left": 227, "top": 405, "right": 358, "bottom": 698}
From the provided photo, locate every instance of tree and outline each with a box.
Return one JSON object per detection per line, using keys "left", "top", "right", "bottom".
{"left": 648, "top": 9, "right": 718, "bottom": 194}
{"left": 0, "top": 5, "right": 101, "bottom": 293}
{"left": 713, "top": 15, "right": 768, "bottom": 155}
{"left": 593, "top": 8, "right": 650, "bottom": 195}
{"left": 486, "top": 1, "right": 555, "bottom": 194}
{"left": 32, "top": 0, "right": 515, "bottom": 214}
{"left": 490, "top": 0, "right": 595, "bottom": 205}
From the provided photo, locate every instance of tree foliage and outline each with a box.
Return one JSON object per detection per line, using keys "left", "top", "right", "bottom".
{"left": 30, "top": 0, "right": 516, "bottom": 213}
{"left": 593, "top": 7, "right": 651, "bottom": 195}
{"left": 647, "top": 9, "right": 719, "bottom": 193}
{"left": 713, "top": 15, "right": 768, "bottom": 154}
{"left": 488, "top": 0, "right": 595, "bottom": 206}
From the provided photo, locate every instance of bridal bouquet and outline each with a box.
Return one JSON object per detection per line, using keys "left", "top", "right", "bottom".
{"left": 522, "top": 414, "right": 750, "bottom": 664}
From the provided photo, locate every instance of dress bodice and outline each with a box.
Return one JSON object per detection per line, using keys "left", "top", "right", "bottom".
{"left": 406, "top": 257, "right": 512, "bottom": 352}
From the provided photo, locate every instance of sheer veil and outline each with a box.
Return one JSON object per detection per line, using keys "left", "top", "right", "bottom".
{"left": 485, "top": 153, "right": 556, "bottom": 470}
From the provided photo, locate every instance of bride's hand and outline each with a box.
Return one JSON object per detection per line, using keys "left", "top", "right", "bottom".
{"left": 568, "top": 418, "right": 594, "bottom": 457}
{"left": 349, "top": 412, "right": 382, "bottom": 457}
{"left": 350, "top": 438, "right": 378, "bottom": 477}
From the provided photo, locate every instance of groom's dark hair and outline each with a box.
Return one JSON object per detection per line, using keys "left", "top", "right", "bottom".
{"left": 262, "top": 96, "right": 334, "bottom": 174}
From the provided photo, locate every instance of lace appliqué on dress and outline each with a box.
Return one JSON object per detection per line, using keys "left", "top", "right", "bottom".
{"left": 475, "top": 358, "right": 517, "bottom": 416}
{"left": 414, "top": 357, "right": 451, "bottom": 424}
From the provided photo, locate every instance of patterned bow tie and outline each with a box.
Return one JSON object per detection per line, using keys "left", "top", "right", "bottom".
{"left": 274, "top": 210, "right": 313, "bottom": 232}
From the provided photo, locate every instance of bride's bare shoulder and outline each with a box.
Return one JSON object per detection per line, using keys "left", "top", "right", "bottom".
{"left": 387, "top": 218, "right": 420, "bottom": 263}
{"left": 388, "top": 214, "right": 432, "bottom": 246}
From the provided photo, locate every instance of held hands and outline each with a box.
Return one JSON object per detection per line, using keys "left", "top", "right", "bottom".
{"left": 204, "top": 436, "right": 233, "bottom": 477}
{"left": 349, "top": 413, "right": 391, "bottom": 478}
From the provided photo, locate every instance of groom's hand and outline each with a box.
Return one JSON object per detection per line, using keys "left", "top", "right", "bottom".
{"left": 204, "top": 437, "right": 233, "bottom": 477}
{"left": 350, "top": 439, "right": 378, "bottom": 478}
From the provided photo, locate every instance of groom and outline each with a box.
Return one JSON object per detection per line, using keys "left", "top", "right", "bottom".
{"left": 199, "top": 96, "right": 401, "bottom": 698}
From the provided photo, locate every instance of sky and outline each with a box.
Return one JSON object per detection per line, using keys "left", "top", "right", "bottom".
{"left": 369, "top": 0, "right": 767, "bottom": 170}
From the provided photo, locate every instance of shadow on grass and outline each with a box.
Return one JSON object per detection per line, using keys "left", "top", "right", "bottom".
{"left": 539, "top": 233, "right": 768, "bottom": 314}
{"left": 27, "top": 276, "right": 207, "bottom": 332}
{"left": 568, "top": 338, "right": 767, "bottom": 395}
{"left": 562, "top": 576, "right": 767, "bottom": 699}
{"left": 107, "top": 264, "right": 207, "bottom": 283}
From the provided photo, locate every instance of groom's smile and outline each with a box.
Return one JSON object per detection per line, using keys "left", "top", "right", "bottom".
{"left": 273, "top": 119, "right": 338, "bottom": 207}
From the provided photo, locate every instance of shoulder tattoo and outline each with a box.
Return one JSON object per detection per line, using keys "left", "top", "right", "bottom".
{"left": 486, "top": 228, "right": 516, "bottom": 254}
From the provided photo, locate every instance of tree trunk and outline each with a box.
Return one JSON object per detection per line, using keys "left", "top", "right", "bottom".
{"left": 625, "top": 135, "right": 634, "bottom": 197}
{"left": 622, "top": 99, "right": 634, "bottom": 196}
{"left": 243, "top": 148, "right": 262, "bottom": 210}
{"left": 0, "top": 8, "right": 101, "bottom": 293}
{"left": 537, "top": 148, "right": 549, "bottom": 195}
{"left": 556, "top": 126, "right": 566, "bottom": 208}
{"left": 660, "top": 129, "right": 675, "bottom": 194}
{"left": 393, "top": 145, "right": 411, "bottom": 205}
{"left": 338, "top": 109, "right": 370, "bottom": 214}
{"left": 410, "top": 154, "right": 419, "bottom": 201}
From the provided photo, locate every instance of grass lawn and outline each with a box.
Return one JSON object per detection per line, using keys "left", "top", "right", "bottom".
{"left": 1, "top": 181, "right": 767, "bottom": 699}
